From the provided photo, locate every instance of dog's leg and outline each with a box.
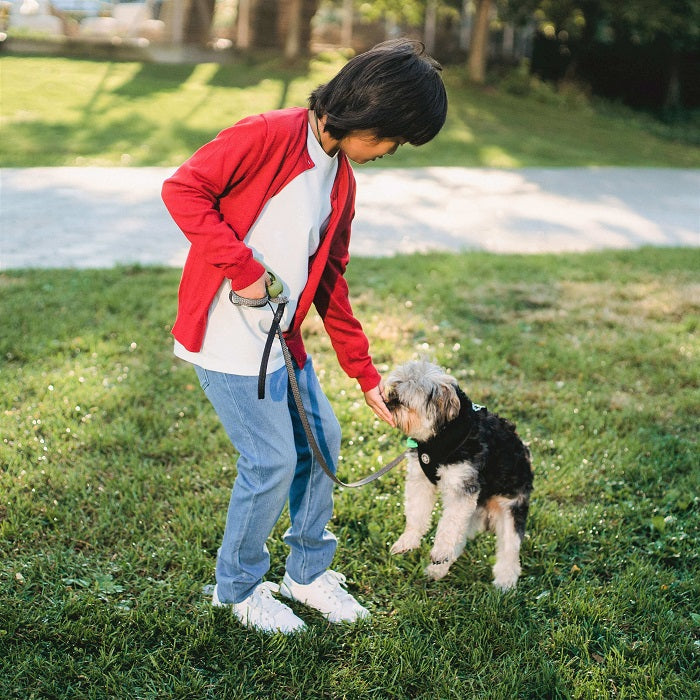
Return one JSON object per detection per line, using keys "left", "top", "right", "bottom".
{"left": 426, "top": 464, "right": 478, "bottom": 580}
{"left": 390, "top": 454, "right": 437, "bottom": 554}
{"left": 489, "top": 496, "right": 526, "bottom": 590}
{"left": 465, "top": 506, "right": 486, "bottom": 540}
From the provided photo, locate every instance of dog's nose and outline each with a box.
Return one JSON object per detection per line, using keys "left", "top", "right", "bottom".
{"left": 385, "top": 396, "right": 400, "bottom": 410}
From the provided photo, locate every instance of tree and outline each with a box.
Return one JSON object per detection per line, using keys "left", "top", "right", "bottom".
{"left": 246, "top": 0, "right": 319, "bottom": 56}
{"left": 236, "top": 0, "right": 253, "bottom": 49}
{"left": 424, "top": 0, "right": 438, "bottom": 53}
{"left": 467, "top": 0, "right": 493, "bottom": 82}
{"left": 595, "top": 0, "right": 700, "bottom": 111}
{"left": 161, "top": 0, "right": 217, "bottom": 45}
{"left": 185, "top": 0, "right": 216, "bottom": 44}
{"left": 282, "top": 0, "right": 321, "bottom": 58}
{"left": 504, "top": 0, "right": 700, "bottom": 109}
{"left": 340, "top": 0, "right": 353, "bottom": 46}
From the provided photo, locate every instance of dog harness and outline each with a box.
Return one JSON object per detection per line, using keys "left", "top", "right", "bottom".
{"left": 413, "top": 388, "right": 486, "bottom": 485}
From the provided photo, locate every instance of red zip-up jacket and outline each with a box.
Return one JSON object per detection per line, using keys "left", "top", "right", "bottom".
{"left": 161, "top": 107, "right": 381, "bottom": 392}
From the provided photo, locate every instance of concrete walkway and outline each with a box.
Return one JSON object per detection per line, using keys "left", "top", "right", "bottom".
{"left": 1, "top": 166, "right": 698, "bottom": 269}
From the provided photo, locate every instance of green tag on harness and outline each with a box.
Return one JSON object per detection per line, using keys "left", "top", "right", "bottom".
{"left": 406, "top": 438, "right": 418, "bottom": 448}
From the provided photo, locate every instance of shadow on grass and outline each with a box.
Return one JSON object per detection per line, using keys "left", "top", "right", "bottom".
{"left": 110, "top": 57, "right": 312, "bottom": 106}
{"left": 3, "top": 116, "right": 220, "bottom": 166}
{"left": 112, "top": 63, "right": 200, "bottom": 97}
{"left": 2, "top": 55, "right": 314, "bottom": 166}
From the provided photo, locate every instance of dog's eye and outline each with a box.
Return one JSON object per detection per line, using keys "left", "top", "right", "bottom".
{"left": 385, "top": 396, "right": 401, "bottom": 410}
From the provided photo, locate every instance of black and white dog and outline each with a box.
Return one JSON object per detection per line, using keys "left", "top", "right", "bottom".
{"left": 385, "top": 360, "right": 533, "bottom": 590}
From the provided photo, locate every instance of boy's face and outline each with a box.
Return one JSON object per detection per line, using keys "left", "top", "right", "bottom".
{"left": 339, "top": 131, "right": 406, "bottom": 164}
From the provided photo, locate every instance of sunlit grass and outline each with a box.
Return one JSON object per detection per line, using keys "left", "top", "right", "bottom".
{"left": 1, "top": 249, "right": 698, "bottom": 698}
{"left": 2, "top": 54, "right": 699, "bottom": 167}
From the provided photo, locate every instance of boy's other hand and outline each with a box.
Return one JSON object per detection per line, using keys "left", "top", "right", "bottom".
{"left": 233, "top": 273, "right": 270, "bottom": 300}
{"left": 364, "top": 383, "right": 395, "bottom": 427}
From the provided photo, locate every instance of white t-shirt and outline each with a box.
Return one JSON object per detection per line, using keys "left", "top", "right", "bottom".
{"left": 174, "top": 124, "right": 339, "bottom": 375}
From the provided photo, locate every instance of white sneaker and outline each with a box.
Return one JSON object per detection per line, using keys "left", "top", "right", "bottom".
{"left": 212, "top": 581, "right": 306, "bottom": 634}
{"left": 279, "top": 570, "right": 370, "bottom": 624}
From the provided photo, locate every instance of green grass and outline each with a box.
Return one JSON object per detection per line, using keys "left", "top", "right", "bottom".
{"left": 1, "top": 248, "right": 698, "bottom": 698}
{"left": 1, "top": 53, "right": 699, "bottom": 167}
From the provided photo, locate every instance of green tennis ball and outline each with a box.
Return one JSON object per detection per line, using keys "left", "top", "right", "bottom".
{"left": 266, "top": 271, "right": 283, "bottom": 298}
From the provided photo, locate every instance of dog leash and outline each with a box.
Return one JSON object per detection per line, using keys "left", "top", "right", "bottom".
{"left": 229, "top": 287, "right": 407, "bottom": 488}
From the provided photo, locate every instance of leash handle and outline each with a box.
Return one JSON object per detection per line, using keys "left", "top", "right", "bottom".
{"left": 228, "top": 289, "right": 288, "bottom": 307}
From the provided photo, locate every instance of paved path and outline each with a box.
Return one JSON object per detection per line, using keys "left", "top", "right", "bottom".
{"left": 2, "top": 166, "right": 698, "bottom": 269}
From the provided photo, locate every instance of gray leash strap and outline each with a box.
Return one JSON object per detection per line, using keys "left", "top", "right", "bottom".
{"left": 229, "top": 288, "right": 406, "bottom": 488}
{"left": 276, "top": 322, "right": 407, "bottom": 488}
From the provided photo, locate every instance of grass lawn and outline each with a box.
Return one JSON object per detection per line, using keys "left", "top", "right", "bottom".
{"left": 1, "top": 248, "right": 698, "bottom": 698}
{"left": 1, "top": 53, "right": 699, "bottom": 168}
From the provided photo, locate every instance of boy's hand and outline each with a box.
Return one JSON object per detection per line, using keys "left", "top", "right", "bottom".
{"left": 364, "top": 382, "right": 395, "bottom": 427}
{"left": 233, "top": 272, "right": 270, "bottom": 300}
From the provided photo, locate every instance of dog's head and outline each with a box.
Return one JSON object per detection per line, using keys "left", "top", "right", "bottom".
{"left": 385, "top": 360, "right": 461, "bottom": 442}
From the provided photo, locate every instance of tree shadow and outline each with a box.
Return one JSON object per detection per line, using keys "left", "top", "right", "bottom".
{"left": 107, "top": 54, "right": 312, "bottom": 100}
{"left": 112, "top": 63, "right": 200, "bottom": 97}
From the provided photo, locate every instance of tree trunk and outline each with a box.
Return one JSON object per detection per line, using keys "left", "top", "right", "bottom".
{"left": 459, "top": 0, "right": 472, "bottom": 51}
{"left": 502, "top": 22, "right": 514, "bottom": 60}
{"left": 236, "top": 0, "right": 253, "bottom": 49}
{"left": 284, "top": 0, "right": 302, "bottom": 58}
{"left": 168, "top": 0, "right": 186, "bottom": 44}
{"left": 340, "top": 0, "right": 353, "bottom": 47}
{"left": 467, "top": 0, "right": 492, "bottom": 83}
{"left": 252, "top": 0, "right": 317, "bottom": 54}
{"left": 424, "top": 0, "right": 437, "bottom": 55}
{"left": 664, "top": 50, "right": 682, "bottom": 116}
{"left": 253, "top": 0, "right": 279, "bottom": 49}
{"left": 184, "top": 0, "right": 215, "bottom": 45}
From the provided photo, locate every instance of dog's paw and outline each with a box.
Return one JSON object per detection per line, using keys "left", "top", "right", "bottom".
{"left": 425, "top": 561, "right": 451, "bottom": 580}
{"left": 390, "top": 531, "right": 422, "bottom": 554}
{"left": 429, "top": 543, "right": 455, "bottom": 566}
{"left": 492, "top": 576, "right": 518, "bottom": 591}
{"left": 492, "top": 562, "right": 520, "bottom": 591}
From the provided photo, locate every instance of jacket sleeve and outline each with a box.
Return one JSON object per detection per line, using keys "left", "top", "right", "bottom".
{"left": 161, "top": 116, "right": 266, "bottom": 290}
{"left": 314, "top": 200, "right": 382, "bottom": 393}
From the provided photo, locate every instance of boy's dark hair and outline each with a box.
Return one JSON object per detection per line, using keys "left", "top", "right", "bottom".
{"left": 309, "top": 39, "right": 447, "bottom": 146}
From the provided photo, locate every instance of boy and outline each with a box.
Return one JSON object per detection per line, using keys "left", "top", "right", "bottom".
{"left": 162, "top": 39, "right": 447, "bottom": 633}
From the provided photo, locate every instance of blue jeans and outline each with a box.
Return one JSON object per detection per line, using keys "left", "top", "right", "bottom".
{"left": 194, "top": 358, "right": 340, "bottom": 603}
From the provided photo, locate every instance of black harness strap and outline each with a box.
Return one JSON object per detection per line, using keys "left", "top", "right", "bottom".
{"left": 415, "top": 389, "right": 485, "bottom": 484}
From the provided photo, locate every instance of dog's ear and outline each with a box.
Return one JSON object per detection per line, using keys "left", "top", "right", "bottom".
{"left": 429, "top": 377, "right": 461, "bottom": 423}
{"left": 442, "top": 381, "right": 461, "bottom": 421}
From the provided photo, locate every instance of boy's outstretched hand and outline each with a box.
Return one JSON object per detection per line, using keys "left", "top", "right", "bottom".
{"left": 364, "top": 383, "right": 395, "bottom": 427}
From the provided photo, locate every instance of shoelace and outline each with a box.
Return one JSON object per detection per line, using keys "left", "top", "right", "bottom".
{"left": 315, "top": 571, "right": 355, "bottom": 602}
{"left": 324, "top": 570, "right": 347, "bottom": 586}
{"left": 248, "top": 582, "right": 293, "bottom": 624}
